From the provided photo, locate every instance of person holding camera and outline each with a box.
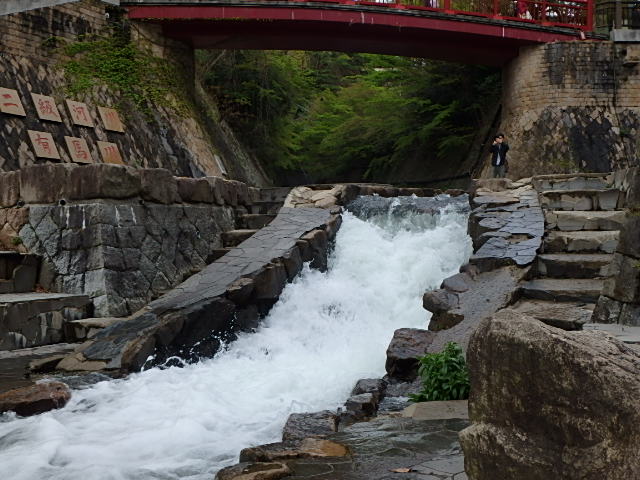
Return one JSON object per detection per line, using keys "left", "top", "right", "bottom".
{"left": 490, "top": 133, "right": 509, "bottom": 178}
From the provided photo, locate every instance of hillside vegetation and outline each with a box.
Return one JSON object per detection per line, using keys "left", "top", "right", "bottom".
{"left": 199, "top": 50, "right": 500, "bottom": 184}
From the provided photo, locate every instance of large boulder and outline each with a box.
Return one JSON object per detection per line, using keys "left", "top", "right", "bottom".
{"left": 459, "top": 309, "right": 640, "bottom": 480}
{"left": 0, "top": 381, "right": 71, "bottom": 416}
{"left": 385, "top": 328, "right": 436, "bottom": 381}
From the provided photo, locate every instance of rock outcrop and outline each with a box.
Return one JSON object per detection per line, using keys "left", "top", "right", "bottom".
{"left": 459, "top": 309, "right": 640, "bottom": 480}
{"left": 0, "top": 381, "right": 71, "bottom": 416}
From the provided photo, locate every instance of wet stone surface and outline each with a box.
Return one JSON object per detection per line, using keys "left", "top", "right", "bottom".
{"left": 286, "top": 416, "right": 468, "bottom": 480}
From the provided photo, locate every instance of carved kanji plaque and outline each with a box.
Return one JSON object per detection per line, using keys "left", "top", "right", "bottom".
{"left": 98, "top": 141, "right": 124, "bottom": 164}
{"left": 97, "top": 106, "right": 124, "bottom": 133}
{"left": 32, "top": 93, "right": 62, "bottom": 122}
{"left": 0, "top": 88, "right": 26, "bottom": 116}
{"left": 27, "top": 130, "right": 61, "bottom": 159}
{"left": 64, "top": 136, "right": 93, "bottom": 164}
{"left": 66, "top": 99, "right": 94, "bottom": 127}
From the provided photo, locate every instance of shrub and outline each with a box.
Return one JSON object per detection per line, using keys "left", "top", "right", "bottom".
{"left": 409, "top": 342, "right": 470, "bottom": 402}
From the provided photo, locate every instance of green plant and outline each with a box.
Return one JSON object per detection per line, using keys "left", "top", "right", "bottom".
{"left": 409, "top": 342, "right": 470, "bottom": 402}
{"left": 11, "top": 236, "right": 22, "bottom": 246}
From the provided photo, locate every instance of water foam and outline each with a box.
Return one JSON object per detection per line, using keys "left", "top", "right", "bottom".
{"left": 0, "top": 198, "right": 471, "bottom": 480}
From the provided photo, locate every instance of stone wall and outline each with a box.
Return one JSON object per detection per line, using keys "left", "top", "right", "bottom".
{"left": 497, "top": 41, "right": 640, "bottom": 179}
{"left": 593, "top": 167, "right": 640, "bottom": 325}
{"left": 0, "top": 0, "right": 271, "bottom": 186}
{"left": 0, "top": 164, "right": 262, "bottom": 317}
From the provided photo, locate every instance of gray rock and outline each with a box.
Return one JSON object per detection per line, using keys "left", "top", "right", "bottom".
{"left": 351, "top": 378, "right": 387, "bottom": 399}
{"left": 140, "top": 168, "right": 179, "bottom": 204}
{"left": 343, "top": 393, "right": 377, "bottom": 421}
{"left": 19, "top": 164, "right": 76, "bottom": 204}
{"left": 459, "top": 309, "right": 640, "bottom": 480}
{"left": 215, "top": 462, "right": 290, "bottom": 480}
{"left": 282, "top": 411, "right": 339, "bottom": 442}
{"left": 423, "top": 289, "right": 459, "bottom": 314}
{"left": 385, "top": 328, "right": 436, "bottom": 381}
{"left": 0, "top": 171, "right": 20, "bottom": 207}
{"left": 0, "top": 381, "right": 71, "bottom": 417}
{"left": 176, "top": 177, "right": 214, "bottom": 203}
{"left": 603, "top": 253, "right": 640, "bottom": 303}
{"left": 69, "top": 164, "right": 141, "bottom": 200}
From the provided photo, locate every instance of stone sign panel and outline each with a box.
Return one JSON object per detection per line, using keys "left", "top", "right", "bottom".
{"left": 98, "top": 106, "right": 124, "bottom": 133}
{"left": 98, "top": 141, "right": 124, "bottom": 164}
{"left": 66, "top": 100, "right": 94, "bottom": 127}
{"left": 0, "top": 88, "right": 26, "bottom": 116}
{"left": 31, "top": 93, "right": 62, "bottom": 122}
{"left": 64, "top": 136, "right": 93, "bottom": 164}
{"left": 27, "top": 130, "right": 61, "bottom": 159}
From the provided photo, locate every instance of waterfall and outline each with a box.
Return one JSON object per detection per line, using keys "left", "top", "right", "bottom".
{"left": 0, "top": 195, "right": 471, "bottom": 480}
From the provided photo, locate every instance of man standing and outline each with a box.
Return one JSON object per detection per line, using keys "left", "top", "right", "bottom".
{"left": 490, "top": 133, "right": 509, "bottom": 178}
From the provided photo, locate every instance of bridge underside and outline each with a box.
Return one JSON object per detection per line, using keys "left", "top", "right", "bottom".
{"left": 126, "top": 4, "right": 587, "bottom": 65}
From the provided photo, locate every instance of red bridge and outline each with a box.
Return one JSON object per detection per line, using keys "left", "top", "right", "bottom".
{"left": 122, "top": 0, "right": 597, "bottom": 65}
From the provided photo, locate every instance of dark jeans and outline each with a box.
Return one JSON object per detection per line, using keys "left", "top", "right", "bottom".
{"left": 492, "top": 165, "right": 506, "bottom": 178}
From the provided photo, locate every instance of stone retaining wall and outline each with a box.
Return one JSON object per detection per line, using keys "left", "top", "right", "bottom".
{"left": 499, "top": 41, "right": 640, "bottom": 179}
{"left": 0, "top": 164, "right": 259, "bottom": 316}
{"left": 0, "top": 0, "right": 270, "bottom": 185}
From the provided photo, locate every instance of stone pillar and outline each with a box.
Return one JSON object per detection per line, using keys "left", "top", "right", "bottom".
{"left": 496, "top": 41, "right": 640, "bottom": 179}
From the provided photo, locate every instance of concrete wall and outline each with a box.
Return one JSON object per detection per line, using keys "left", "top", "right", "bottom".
{"left": 0, "top": 0, "right": 271, "bottom": 185}
{"left": 497, "top": 41, "right": 640, "bottom": 179}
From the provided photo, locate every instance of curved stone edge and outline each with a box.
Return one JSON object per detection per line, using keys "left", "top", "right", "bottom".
{"left": 54, "top": 207, "right": 342, "bottom": 374}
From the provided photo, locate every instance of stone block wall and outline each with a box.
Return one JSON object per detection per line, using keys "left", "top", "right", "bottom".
{"left": 497, "top": 41, "right": 640, "bottom": 179}
{"left": 0, "top": 164, "right": 261, "bottom": 317}
{"left": 0, "top": 0, "right": 271, "bottom": 186}
{"left": 593, "top": 167, "right": 640, "bottom": 325}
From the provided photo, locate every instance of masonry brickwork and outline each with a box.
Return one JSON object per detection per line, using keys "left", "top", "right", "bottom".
{"left": 498, "top": 41, "right": 640, "bottom": 179}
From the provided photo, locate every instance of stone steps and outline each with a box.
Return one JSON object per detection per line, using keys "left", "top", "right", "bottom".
{"left": 239, "top": 213, "right": 276, "bottom": 230}
{"left": 0, "top": 293, "right": 91, "bottom": 350}
{"left": 221, "top": 229, "right": 259, "bottom": 248}
{"left": 66, "top": 317, "right": 124, "bottom": 342}
{"left": 532, "top": 173, "right": 610, "bottom": 192}
{"left": 520, "top": 278, "right": 604, "bottom": 303}
{"left": 259, "top": 187, "right": 292, "bottom": 203}
{"left": 208, "top": 248, "right": 232, "bottom": 262}
{"left": 512, "top": 299, "right": 594, "bottom": 330}
{"left": 545, "top": 210, "right": 626, "bottom": 231}
{"left": 544, "top": 230, "right": 619, "bottom": 254}
{"left": 536, "top": 253, "right": 613, "bottom": 278}
{"left": 539, "top": 189, "right": 623, "bottom": 211}
{"left": 0, "top": 252, "right": 39, "bottom": 294}
{"left": 249, "top": 201, "right": 283, "bottom": 215}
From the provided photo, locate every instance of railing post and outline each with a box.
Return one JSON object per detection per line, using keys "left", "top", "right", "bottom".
{"left": 493, "top": 0, "right": 499, "bottom": 16}
{"left": 615, "top": 0, "right": 622, "bottom": 28}
{"left": 586, "top": 0, "right": 594, "bottom": 31}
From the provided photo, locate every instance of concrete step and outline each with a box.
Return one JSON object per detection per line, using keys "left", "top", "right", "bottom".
{"left": 512, "top": 300, "right": 594, "bottom": 330}
{"left": 545, "top": 210, "right": 626, "bottom": 231}
{"left": 520, "top": 278, "right": 604, "bottom": 303}
{"left": 532, "top": 173, "right": 610, "bottom": 192}
{"left": 221, "top": 229, "right": 258, "bottom": 247}
{"left": 536, "top": 253, "right": 613, "bottom": 278}
{"left": 259, "top": 187, "right": 292, "bottom": 203}
{"left": 540, "top": 189, "right": 623, "bottom": 211}
{"left": 239, "top": 213, "right": 276, "bottom": 230}
{"left": 249, "top": 201, "right": 283, "bottom": 215}
{"left": 544, "top": 231, "right": 619, "bottom": 254}
{"left": 0, "top": 293, "right": 90, "bottom": 350}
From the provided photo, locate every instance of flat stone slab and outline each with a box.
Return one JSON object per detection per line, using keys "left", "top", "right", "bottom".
{"left": 544, "top": 230, "right": 619, "bottom": 254}
{"left": 536, "top": 253, "right": 613, "bottom": 279}
{"left": 402, "top": 401, "right": 469, "bottom": 421}
{"left": 545, "top": 210, "right": 626, "bottom": 231}
{"left": 532, "top": 174, "right": 610, "bottom": 192}
{"left": 583, "top": 323, "right": 640, "bottom": 344}
{"left": 284, "top": 416, "right": 469, "bottom": 480}
{"left": 0, "top": 292, "right": 90, "bottom": 304}
{"left": 512, "top": 300, "right": 594, "bottom": 330}
{"left": 521, "top": 278, "right": 604, "bottom": 303}
{"left": 540, "top": 189, "right": 623, "bottom": 211}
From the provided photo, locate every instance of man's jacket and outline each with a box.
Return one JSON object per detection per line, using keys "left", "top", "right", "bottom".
{"left": 490, "top": 143, "right": 509, "bottom": 166}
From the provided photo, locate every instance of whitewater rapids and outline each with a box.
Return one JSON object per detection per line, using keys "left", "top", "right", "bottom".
{"left": 0, "top": 195, "right": 471, "bottom": 480}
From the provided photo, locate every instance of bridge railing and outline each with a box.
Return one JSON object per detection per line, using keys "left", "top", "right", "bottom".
{"left": 336, "top": 0, "right": 593, "bottom": 29}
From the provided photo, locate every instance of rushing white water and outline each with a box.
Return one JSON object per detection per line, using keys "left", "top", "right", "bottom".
{"left": 0, "top": 197, "right": 471, "bottom": 480}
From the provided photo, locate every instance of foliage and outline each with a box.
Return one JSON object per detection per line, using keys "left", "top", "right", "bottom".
{"left": 61, "top": 32, "right": 188, "bottom": 115}
{"left": 199, "top": 50, "right": 500, "bottom": 181}
{"left": 11, "top": 237, "right": 23, "bottom": 246}
{"left": 409, "top": 342, "right": 470, "bottom": 402}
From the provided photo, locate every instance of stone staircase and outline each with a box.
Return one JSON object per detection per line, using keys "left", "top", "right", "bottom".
{"left": 514, "top": 173, "right": 621, "bottom": 330}
{"left": 212, "top": 187, "right": 291, "bottom": 261}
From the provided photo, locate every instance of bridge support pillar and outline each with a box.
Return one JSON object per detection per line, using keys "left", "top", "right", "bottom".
{"left": 497, "top": 41, "right": 640, "bottom": 179}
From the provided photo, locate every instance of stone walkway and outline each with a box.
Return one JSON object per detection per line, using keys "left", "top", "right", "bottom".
{"left": 285, "top": 415, "right": 468, "bottom": 480}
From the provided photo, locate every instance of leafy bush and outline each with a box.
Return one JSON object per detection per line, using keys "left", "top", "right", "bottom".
{"left": 409, "top": 342, "right": 470, "bottom": 402}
